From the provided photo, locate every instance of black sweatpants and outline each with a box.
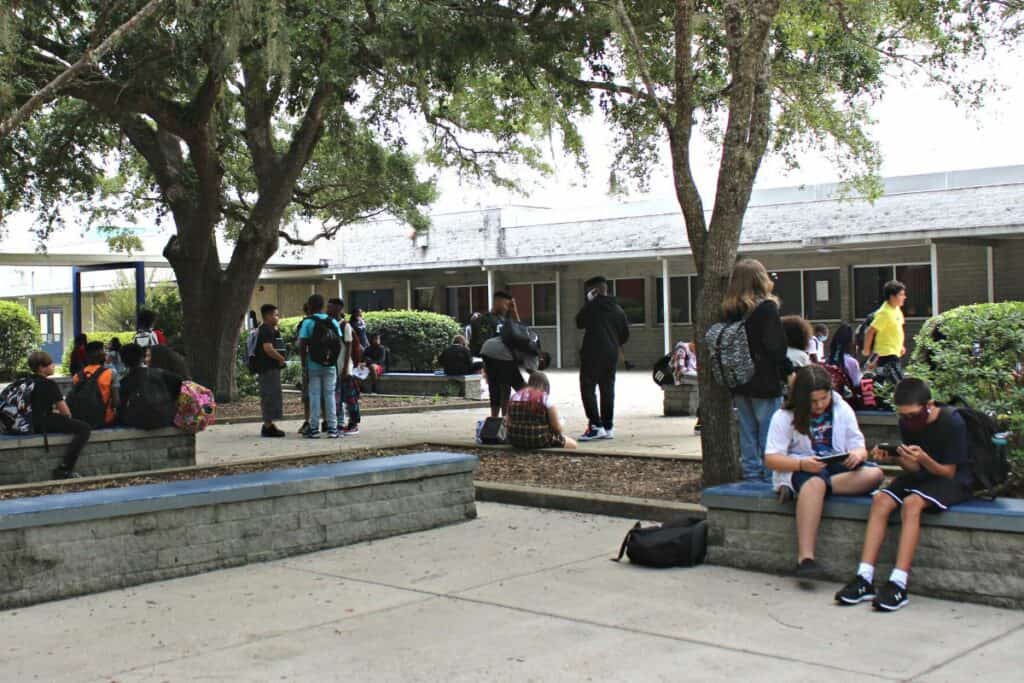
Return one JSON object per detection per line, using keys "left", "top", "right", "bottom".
{"left": 36, "top": 413, "right": 91, "bottom": 472}
{"left": 483, "top": 357, "right": 525, "bottom": 412}
{"left": 580, "top": 363, "right": 616, "bottom": 431}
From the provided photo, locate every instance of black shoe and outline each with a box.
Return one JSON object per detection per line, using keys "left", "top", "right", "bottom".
{"left": 873, "top": 580, "right": 909, "bottom": 612}
{"left": 835, "top": 575, "right": 876, "bottom": 605}
{"left": 51, "top": 467, "right": 81, "bottom": 481}
{"left": 261, "top": 426, "right": 286, "bottom": 438}
{"left": 298, "top": 421, "right": 310, "bottom": 435}
{"left": 795, "top": 558, "right": 822, "bottom": 580}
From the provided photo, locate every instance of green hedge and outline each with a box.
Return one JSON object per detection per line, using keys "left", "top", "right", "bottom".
{"left": 905, "top": 302, "right": 1024, "bottom": 471}
{"left": 60, "top": 331, "right": 137, "bottom": 375}
{"left": 273, "top": 310, "right": 461, "bottom": 372}
{"left": 0, "top": 302, "right": 40, "bottom": 380}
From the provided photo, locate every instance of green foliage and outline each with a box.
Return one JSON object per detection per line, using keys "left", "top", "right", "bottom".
{"left": 94, "top": 276, "right": 184, "bottom": 350}
{"left": 60, "top": 330, "right": 136, "bottom": 375}
{"left": 905, "top": 302, "right": 1024, "bottom": 465}
{"left": 0, "top": 301, "right": 40, "bottom": 380}
{"left": 147, "top": 285, "right": 184, "bottom": 350}
{"left": 94, "top": 275, "right": 141, "bottom": 332}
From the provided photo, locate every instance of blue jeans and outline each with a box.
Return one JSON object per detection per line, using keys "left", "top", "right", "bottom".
{"left": 734, "top": 395, "right": 781, "bottom": 481}
{"left": 307, "top": 364, "right": 338, "bottom": 433}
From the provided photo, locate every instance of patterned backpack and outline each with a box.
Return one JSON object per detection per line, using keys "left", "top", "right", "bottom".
{"left": 0, "top": 377, "right": 37, "bottom": 435}
{"left": 705, "top": 310, "right": 756, "bottom": 390}
{"left": 173, "top": 381, "right": 217, "bottom": 433}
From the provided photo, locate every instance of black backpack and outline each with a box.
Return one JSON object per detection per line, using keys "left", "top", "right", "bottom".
{"left": 949, "top": 397, "right": 1010, "bottom": 499}
{"left": 478, "top": 416, "right": 507, "bottom": 445}
{"left": 854, "top": 309, "right": 877, "bottom": 354}
{"left": 66, "top": 368, "right": 111, "bottom": 429}
{"left": 307, "top": 316, "right": 342, "bottom": 367}
{"left": 652, "top": 354, "right": 674, "bottom": 387}
{"left": 501, "top": 319, "right": 538, "bottom": 355}
{"left": 613, "top": 518, "right": 708, "bottom": 568}
{"left": 120, "top": 368, "right": 177, "bottom": 430}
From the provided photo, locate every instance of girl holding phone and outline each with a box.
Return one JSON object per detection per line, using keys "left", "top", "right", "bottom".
{"left": 765, "top": 365, "right": 885, "bottom": 579}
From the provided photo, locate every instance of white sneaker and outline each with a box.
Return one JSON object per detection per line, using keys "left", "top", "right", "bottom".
{"left": 579, "top": 426, "right": 607, "bottom": 441}
{"left": 600, "top": 428, "right": 615, "bottom": 440}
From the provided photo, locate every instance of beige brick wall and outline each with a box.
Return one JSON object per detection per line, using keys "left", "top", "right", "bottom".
{"left": 994, "top": 239, "right": 1024, "bottom": 302}
{"left": 936, "top": 243, "right": 989, "bottom": 311}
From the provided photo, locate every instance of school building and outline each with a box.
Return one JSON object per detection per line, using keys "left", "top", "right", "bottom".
{"left": 4, "top": 165, "right": 1024, "bottom": 367}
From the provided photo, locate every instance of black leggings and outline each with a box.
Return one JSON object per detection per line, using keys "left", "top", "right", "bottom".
{"left": 483, "top": 357, "right": 525, "bottom": 411}
{"left": 36, "top": 413, "right": 91, "bottom": 472}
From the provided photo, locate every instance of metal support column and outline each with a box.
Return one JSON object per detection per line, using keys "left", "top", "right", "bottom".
{"left": 930, "top": 242, "right": 940, "bottom": 315}
{"left": 406, "top": 279, "right": 413, "bottom": 310}
{"left": 555, "top": 269, "right": 563, "bottom": 369}
{"left": 486, "top": 268, "right": 495, "bottom": 303}
{"left": 987, "top": 246, "right": 995, "bottom": 303}
{"left": 661, "top": 258, "right": 671, "bottom": 355}
{"left": 71, "top": 267, "right": 82, "bottom": 339}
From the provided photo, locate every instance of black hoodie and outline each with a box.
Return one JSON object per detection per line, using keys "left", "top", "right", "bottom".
{"left": 576, "top": 295, "right": 630, "bottom": 366}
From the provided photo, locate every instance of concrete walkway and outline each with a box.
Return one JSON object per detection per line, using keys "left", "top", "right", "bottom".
{"left": 197, "top": 370, "right": 703, "bottom": 465}
{"left": 2, "top": 503, "right": 1020, "bottom": 681}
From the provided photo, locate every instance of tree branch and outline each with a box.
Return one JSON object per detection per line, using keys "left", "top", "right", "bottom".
{"left": 612, "top": 0, "right": 674, "bottom": 129}
{"left": 0, "top": 0, "right": 167, "bottom": 141}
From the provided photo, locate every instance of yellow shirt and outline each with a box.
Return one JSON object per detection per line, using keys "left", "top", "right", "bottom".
{"left": 870, "top": 303, "right": 904, "bottom": 357}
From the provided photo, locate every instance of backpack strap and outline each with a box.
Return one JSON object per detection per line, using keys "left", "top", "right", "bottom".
{"left": 612, "top": 522, "right": 642, "bottom": 562}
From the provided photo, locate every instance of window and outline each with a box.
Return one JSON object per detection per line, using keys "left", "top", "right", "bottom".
{"left": 508, "top": 283, "right": 558, "bottom": 326}
{"left": 769, "top": 270, "right": 803, "bottom": 317}
{"left": 349, "top": 289, "right": 394, "bottom": 313}
{"left": 854, "top": 265, "right": 933, "bottom": 319}
{"left": 802, "top": 270, "right": 841, "bottom": 320}
{"left": 445, "top": 285, "right": 488, "bottom": 324}
{"left": 655, "top": 276, "right": 694, "bottom": 324}
{"left": 413, "top": 287, "right": 435, "bottom": 312}
{"left": 613, "top": 278, "right": 645, "bottom": 324}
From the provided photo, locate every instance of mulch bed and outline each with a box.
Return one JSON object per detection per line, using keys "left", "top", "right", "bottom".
{"left": 216, "top": 394, "right": 474, "bottom": 420}
{"left": 0, "top": 445, "right": 703, "bottom": 503}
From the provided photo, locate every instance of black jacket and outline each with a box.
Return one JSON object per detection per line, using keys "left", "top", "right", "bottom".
{"left": 729, "top": 299, "right": 792, "bottom": 398}
{"left": 439, "top": 345, "right": 474, "bottom": 376}
{"left": 576, "top": 295, "right": 630, "bottom": 366}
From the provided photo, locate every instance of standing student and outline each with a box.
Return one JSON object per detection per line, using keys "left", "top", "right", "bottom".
{"left": 118, "top": 343, "right": 181, "bottom": 429}
{"left": 135, "top": 309, "right": 167, "bottom": 348}
{"left": 722, "top": 259, "right": 793, "bottom": 481}
{"left": 478, "top": 291, "right": 520, "bottom": 418}
{"left": 27, "top": 351, "right": 91, "bottom": 479}
{"left": 296, "top": 302, "right": 312, "bottom": 435}
{"left": 255, "top": 304, "right": 287, "bottom": 438}
{"left": 862, "top": 280, "right": 907, "bottom": 375}
{"left": 835, "top": 378, "right": 973, "bottom": 611}
{"left": 298, "top": 294, "right": 343, "bottom": 439}
{"left": 765, "top": 366, "right": 883, "bottom": 578}
{"left": 576, "top": 275, "right": 630, "bottom": 441}
{"left": 470, "top": 291, "right": 515, "bottom": 357}
{"left": 69, "top": 334, "right": 88, "bottom": 375}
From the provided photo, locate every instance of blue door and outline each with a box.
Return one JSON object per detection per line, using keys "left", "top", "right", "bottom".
{"left": 37, "top": 308, "right": 64, "bottom": 364}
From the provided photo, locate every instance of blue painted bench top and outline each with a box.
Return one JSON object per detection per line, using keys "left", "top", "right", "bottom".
{"left": 703, "top": 481, "right": 1024, "bottom": 533}
{"left": 0, "top": 451, "right": 478, "bottom": 530}
{"left": 382, "top": 372, "right": 476, "bottom": 378}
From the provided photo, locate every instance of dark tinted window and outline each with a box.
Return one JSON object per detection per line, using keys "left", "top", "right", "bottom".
{"left": 802, "top": 269, "right": 841, "bottom": 320}
{"left": 655, "top": 277, "right": 691, "bottom": 324}
{"left": 770, "top": 271, "right": 803, "bottom": 316}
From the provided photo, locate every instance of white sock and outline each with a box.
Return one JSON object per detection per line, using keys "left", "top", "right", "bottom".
{"left": 890, "top": 569, "right": 908, "bottom": 589}
{"left": 857, "top": 563, "right": 875, "bottom": 583}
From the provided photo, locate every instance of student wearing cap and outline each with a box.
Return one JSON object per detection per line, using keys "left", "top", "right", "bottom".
{"left": 575, "top": 276, "right": 630, "bottom": 440}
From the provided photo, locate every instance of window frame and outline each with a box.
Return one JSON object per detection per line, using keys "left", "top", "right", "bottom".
{"left": 506, "top": 281, "right": 558, "bottom": 328}
{"left": 852, "top": 262, "right": 933, "bottom": 320}
{"left": 655, "top": 274, "right": 696, "bottom": 326}
{"left": 608, "top": 277, "right": 646, "bottom": 326}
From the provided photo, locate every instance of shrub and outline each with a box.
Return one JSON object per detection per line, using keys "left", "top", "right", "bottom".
{"left": 60, "top": 331, "right": 137, "bottom": 375}
{"left": 0, "top": 302, "right": 41, "bottom": 380}
{"left": 905, "top": 302, "right": 1024, "bottom": 473}
{"left": 274, "top": 310, "right": 461, "bottom": 372}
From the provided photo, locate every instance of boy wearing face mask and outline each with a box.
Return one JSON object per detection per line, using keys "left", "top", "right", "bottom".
{"left": 835, "top": 378, "right": 972, "bottom": 612}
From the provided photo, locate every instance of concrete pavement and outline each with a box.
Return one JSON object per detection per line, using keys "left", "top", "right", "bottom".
{"left": 1, "top": 503, "right": 1020, "bottom": 681}
{"left": 197, "top": 370, "right": 703, "bottom": 465}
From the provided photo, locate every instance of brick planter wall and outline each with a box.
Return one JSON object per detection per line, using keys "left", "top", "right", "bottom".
{"left": 663, "top": 378, "right": 699, "bottom": 417}
{"left": 0, "top": 451, "right": 477, "bottom": 609}
{"left": 0, "top": 428, "right": 196, "bottom": 485}
{"left": 376, "top": 373, "right": 482, "bottom": 400}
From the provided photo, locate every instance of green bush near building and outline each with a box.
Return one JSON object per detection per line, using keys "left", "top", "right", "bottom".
{"left": 905, "top": 302, "right": 1024, "bottom": 476}
{"left": 0, "top": 301, "right": 41, "bottom": 380}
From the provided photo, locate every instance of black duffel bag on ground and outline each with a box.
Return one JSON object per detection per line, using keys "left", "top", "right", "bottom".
{"left": 612, "top": 518, "right": 708, "bottom": 568}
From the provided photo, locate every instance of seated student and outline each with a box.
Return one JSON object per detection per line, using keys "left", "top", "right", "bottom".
{"left": 27, "top": 351, "right": 91, "bottom": 480}
{"left": 671, "top": 341, "right": 698, "bottom": 383}
{"left": 765, "top": 365, "right": 884, "bottom": 579}
{"left": 835, "top": 378, "right": 973, "bottom": 612}
{"left": 69, "top": 334, "right": 88, "bottom": 375}
{"left": 105, "top": 337, "right": 126, "bottom": 378}
{"left": 782, "top": 315, "right": 813, "bottom": 369}
{"left": 70, "top": 341, "right": 119, "bottom": 427}
{"left": 506, "top": 371, "right": 577, "bottom": 450}
{"left": 826, "top": 323, "right": 862, "bottom": 388}
{"left": 118, "top": 343, "right": 183, "bottom": 429}
{"left": 362, "top": 332, "right": 391, "bottom": 393}
{"left": 439, "top": 335, "right": 484, "bottom": 376}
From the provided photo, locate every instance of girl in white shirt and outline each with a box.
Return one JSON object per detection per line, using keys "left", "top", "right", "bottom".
{"left": 765, "top": 365, "right": 884, "bottom": 578}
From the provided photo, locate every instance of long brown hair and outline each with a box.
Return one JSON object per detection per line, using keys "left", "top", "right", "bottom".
{"left": 721, "top": 259, "right": 778, "bottom": 318}
{"left": 785, "top": 365, "right": 834, "bottom": 436}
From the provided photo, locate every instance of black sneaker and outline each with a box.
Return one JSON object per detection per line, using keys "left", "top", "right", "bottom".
{"left": 835, "top": 575, "right": 876, "bottom": 605}
{"left": 873, "top": 581, "right": 909, "bottom": 612}
{"left": 298, "top": 421, "right": 310, "bottom": 435}
{"left": 261, "top": 426, "right": 286, "bottom": 438}
{"left": 51, "top": 468, "right": 81, "bottom": 481}
{"left": 795, "top": 558, "right": 822, "bottom": 580}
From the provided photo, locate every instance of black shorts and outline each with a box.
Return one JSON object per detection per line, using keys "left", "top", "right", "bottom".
{"left": 878, "top": 474, "right": 971, "bottom": 511}
{"left": 792, "top": 461, "right": 878, "bottom": 497}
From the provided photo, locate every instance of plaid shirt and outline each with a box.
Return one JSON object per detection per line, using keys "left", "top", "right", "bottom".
{"left": 507, "top": 389, "right": 565, "bottom": 449}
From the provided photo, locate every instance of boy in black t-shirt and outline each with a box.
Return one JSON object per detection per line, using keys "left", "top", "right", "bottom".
{"left": 836, "top": 378, "right": 972, "bottom": 612}
{"left": 256, "top": 304, "right": 288, "bottom": 438}
{"left": 28, "top": 351, "right": 92, "bottom": 479}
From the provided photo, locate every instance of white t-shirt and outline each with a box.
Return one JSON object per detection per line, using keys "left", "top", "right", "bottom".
{"left": 787, "top": 347, "right": 811, "bottom": 368}
{"left": 806, "top": 335, "right": 823, "bottom": 360}
{"left": 336, "top": 320, "right": 354, "bottom": 375}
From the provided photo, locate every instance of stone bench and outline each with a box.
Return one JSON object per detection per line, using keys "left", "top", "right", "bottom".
{"left": 375, "top": 372, "right": 483, "bottom": 400}
{"left": 702, "top": 481, "right": 1024, "bottom": 609}
{"left": 855, "top": 410, "right": 900, "bottom": 446}
{"left": 0, "top": 427, "right": 196, "bottom": 486}
{"left": 663, "top": 376, "right": 699, "bottom": 416}
{"left": 0, "top": 451, "right": 478, "bottom": 609}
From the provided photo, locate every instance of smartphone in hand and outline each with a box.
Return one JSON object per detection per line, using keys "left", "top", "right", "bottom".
{"left": 876, "top": 443, "right": 902, "bottom": 458}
